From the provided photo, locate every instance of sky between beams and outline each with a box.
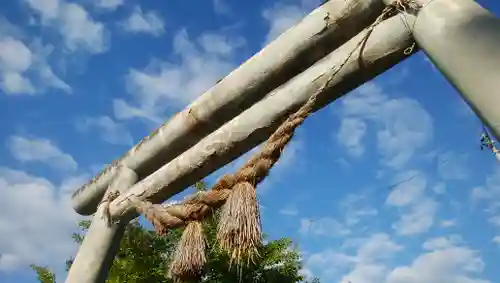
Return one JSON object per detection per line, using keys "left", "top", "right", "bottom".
{"left": 1, "top": 0, "right": 500, "bottom": 283}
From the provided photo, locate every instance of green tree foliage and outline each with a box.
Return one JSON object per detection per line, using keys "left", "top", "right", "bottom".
{"left": 32, "top": 181, "right": 320, "bottom": 283}
{"left": 30, "top": 265, "right": 56, "bottom": 283}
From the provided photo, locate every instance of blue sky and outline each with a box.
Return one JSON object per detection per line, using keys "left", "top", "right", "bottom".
{"left": 1, "top": 0, "right": 500, "bottom": 282}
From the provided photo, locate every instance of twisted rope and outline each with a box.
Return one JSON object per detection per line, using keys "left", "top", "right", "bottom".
{"left": 135, "top": 89, "right": 316, "bottom": 231}
{"left": 127, "top": 0, "right": 422, "bottom": 280}
{"left": 133, "top": 0, "right": 421, "bottom": 229}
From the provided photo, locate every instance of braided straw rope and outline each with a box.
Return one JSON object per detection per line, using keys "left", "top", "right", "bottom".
{"left": 126, "top": 0, "right": 422, "bottom": 281}
{"left": 134, "top": 0, "right": 421, "bottom": 236}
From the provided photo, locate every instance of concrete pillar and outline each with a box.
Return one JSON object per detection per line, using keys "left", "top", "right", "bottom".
{"left": 65, "top": 167, "right": 138, "bottom": 283}
{"left": 386, "top": 0, "right": 500, "bottom": 140}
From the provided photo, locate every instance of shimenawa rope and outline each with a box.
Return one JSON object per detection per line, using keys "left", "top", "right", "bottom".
{"left": 98, "top": 0, "right": 422, "bottom": 281}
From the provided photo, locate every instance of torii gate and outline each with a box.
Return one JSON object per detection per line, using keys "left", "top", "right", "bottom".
{"left": 65, "top": 0, "right": 500, "bottom": 282}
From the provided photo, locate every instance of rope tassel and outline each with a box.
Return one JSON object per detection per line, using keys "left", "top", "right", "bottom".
{"left": 168, "top": 221, "right": 206, "bottom": 282}
{"left": 217, "top": 181, "right": 263, "bottom": 266}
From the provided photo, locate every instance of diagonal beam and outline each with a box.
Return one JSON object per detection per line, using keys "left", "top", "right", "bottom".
{"left": 71, "top": 0, "right": 386, "bottom": 216}
{"left": 107, "top": 15, "right": 418, "bottom": 219}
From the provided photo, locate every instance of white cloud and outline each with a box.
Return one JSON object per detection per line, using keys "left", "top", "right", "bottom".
{"left": 492, "top": 236, "right": 500, "bottom": 246}
{"left": 345, "top": 207, "right": 378, "bottom": 227}
{"left": 337, "top": 82, "right": 433, "bottom": 169}
{"left": 376, "top": 99, "right": 433, "bottom": 169}
{"left": 386, "top": 243, "right": 488, "bottom": 283}
{"left": 392, "top": 197, "right": 438, "bottom": 236}
{"left": 93, "top": 0, "right": 123, "bottom": 10}
{"left": 26, "top": 0, "right": 60, "bottom": 21}
{"left": 31, "top": 38, "right": 71, "bottom": 92}
{"left": 485, "top": 167, "right": 500, "bottom": 195}
{"left": 119, "top": 29, "right": 244, "bottom": 122}
{"left": 112, "top": 99, "right": 161, "bottom": 124}
{"left": 480, "top": 168, "right": 500, "bottom": 237}
{"left": 385, "top": 172, "right": 438, "bottom": 235}
{"left": 472, "top": 168, "right": 500, "bottom": 215}
{"left": 0, "top": 37, "right": 35, "bottom": 94}
{"left": 441, "top": 219, "right": 457, "bottom": 228}
{"left": 437, "top": 151, "right": 469, "bottom": 180}
{"left": 1, "top": 71, "right": 35, "bottom": 94}
{"left": 7, "top": 135, "right": 78, "bottom": 171}
{"left": 0, "top": 167, "right": 84, "bottom": 273}
{"left": 261, "top": 0, "right": 321, "bottom": 43}
{"left": 0, "top": 33, "right": 71, "bottom": 95}
{"left": 339, "top": 192, "right": 378, "bottom": 227}
{"left": 488, "top": 215, "right": 500, "bottom": 228}
{"left": 305, "top": 233, "right": 403, "bottom": 282}
{"left": 197, "top": 33, "right": 240, "bottom": 56}
{"left": 58, "top": 3, "right": 107, "bottom": 53}
{"left": 59, "top": 174, "right": 92, "bottom": 194}
{"left": 299, "top": 217, "right": 351, "bottom": 237}
{"left": 262, "top": 4, "right": 306, "bottom": 44}
{"left": 337, "top": 118, "right": 367, "bottom": 157}
{"left": 26, "top": 0, "right": 108, "bottom": 53}
{"left": 37, "top": 63, "right": 71, "bottom": 93}
{"left": 306, "top": 233, "right": 487, "bottom": 283}
{"left": 422, "top": 235, "right": 463, "bottom": 250}
{"left": 471, "top": 186, "right": 490, "bottom": 202}
{"left": 0, "top": 37, "right": 32, "bottom": 72}
{"left": 76, "top": 116, "right": 133, "bottom": 146}
{"left": 356, "top": 234, "right": 403, "bottom": 260}
{"left": 121, "top": 6, "right": 165, "bottom": 36}
{"left": 306, "top": 249, "right": 358, "bottom": 279}
{"left": 386, "top": 172, "right": 426, "bottom": 207}
{"left": 304, "top": 231, "right": 488, "bottom": 283}
{"left": 340, "top": 263, "right": 388, "bottom": 283}
{"left": 295, "top": 193, "right": 377, "bottom": 241}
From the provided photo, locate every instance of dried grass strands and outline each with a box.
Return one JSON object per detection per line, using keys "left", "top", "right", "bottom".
{"left": 217, "top": 181, "right": 262, "bottom": 266}
{"left": 168, "top": 221, "right": 206, "bottom": 282}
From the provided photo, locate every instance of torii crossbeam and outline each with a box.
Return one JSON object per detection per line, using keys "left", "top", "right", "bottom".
{"left": 65, "top": 0, "right": 500, "bottom": 282}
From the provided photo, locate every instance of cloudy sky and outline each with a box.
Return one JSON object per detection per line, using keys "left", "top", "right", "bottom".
{"left": 1, "top": 0, "right": 500, "bottom": 282}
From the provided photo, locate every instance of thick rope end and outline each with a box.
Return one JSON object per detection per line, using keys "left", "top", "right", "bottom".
{"left": 217, "top": 181, "right": 263, "bottom": 266}
{"left": 168, "top": 221, "right": 207, "bottom": 282}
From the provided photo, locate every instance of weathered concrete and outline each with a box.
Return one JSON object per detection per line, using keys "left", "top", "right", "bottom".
{"left": 386, "top": 0, "right": 500, "bottom": 139}
{"left": 71, "top": 0, "right": 387, "bottom": 216}
{"left": 65, "top": 167, "right": 138, "bottom": 283}
{"left": 107, "top": 16, "right": 418, "bottom": 219}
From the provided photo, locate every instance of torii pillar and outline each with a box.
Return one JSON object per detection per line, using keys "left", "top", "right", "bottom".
{"left": 386, "top": 0, "right": 500, "bottom": 140}
{"left": 65, "top": 167, "right": 138, "bottom": 283}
